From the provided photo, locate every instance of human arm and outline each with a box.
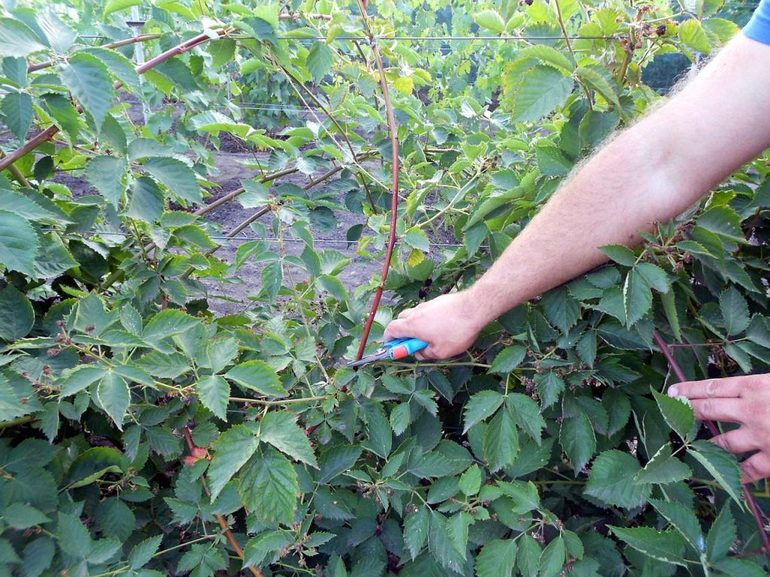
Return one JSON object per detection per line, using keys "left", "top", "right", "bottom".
{"left": 384, "top": 33, "right": 770, "bottom": 359}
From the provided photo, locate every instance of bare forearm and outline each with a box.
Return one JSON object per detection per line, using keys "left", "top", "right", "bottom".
{"left": 468, "top": 34, "right": 770, "bottom": 326}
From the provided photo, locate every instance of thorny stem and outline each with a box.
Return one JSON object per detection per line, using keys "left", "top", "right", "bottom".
{"left": 355, "top": 0, "right": 400, "bottom": 361}
{"left": 183, "top": 427, "right": 264, "bottom": 577}
{"left": 653, "top": 330, "right": 770, "bottom": 556}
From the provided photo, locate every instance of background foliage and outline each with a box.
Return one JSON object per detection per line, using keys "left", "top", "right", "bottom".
{"left": 1, "top": 0, "right": 769, "bottom": 576}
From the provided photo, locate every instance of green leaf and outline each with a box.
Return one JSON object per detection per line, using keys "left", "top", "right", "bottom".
{"left": 0, "top": 18, "right": 46, "bottom": 57}
{"left": 143, "top": 157, "right": 202, "bottom": 204}
{"left": 714, "top": 558, "right": 769, "bottom": 577}
{"left": 196, "top": 375, "right": 230, "bottom": 421}
{"left": 177, "top": 543, "right": 227, "bottom": 575}
{"left": 517, "top": 534, "right": 541, "bottom": 577}
{"left": 404, "top": 227, "right": 430, "bottom": 252}
{"left": 476, "top": 539, "right": 517, "bottom": 577}
{"left": 59, "top": 52, "right": 114, "bottom": 132}
{"left": 259, "top": 411, "right": 317, "bottom": 467}
{"left": 307, "top": 42, "right": 333, "bottom": 81}
{"left": 0, "top": 209, "right": 39, "bottom": 277}
{"left": 506, "top": 394, "right": 545, "bottom": 445}
{"left": 719, "top": 286, "right": 750, "bottom": 336}
{"left": 623, "top": 269, "right": 652, "bottom": 327}
{"left": 560, "top": 409, "right": 596, "bottom": 472}
{"left": 497, "top": 480, "right": 540, "bottom": 513}
{"left": 689, "top": 440, "right": 744, "bottom": 508}
{"left": 2, "top": 91, "right": 32, "bottom": 140}
{"left": 244, "top": 530, "right": 293, "bottom": 568}
{"left": 104, "top": 0, "right": 142, "bottom": 17}
{"left": 86, "top": 156, "right": 127, "bottom": 208}
{"left": 483, "top": 408, "right": 519, "bottom": 472}
{"left": 81, "top": 47, "right": 141, "bottom": 93}
{"left": 489, "top": 345, "right": 527, "bottom": 374}
{"left": 240, "top": 446, "right": 299, "bottom": 525}
{"left": 208, "top": 424, "right": 260, "bottom": 500}
{"left": 404, "top": 507, "right": 430, "bottom": 560}
{"left": 707, "top": 505, "right": 736, "bottom": 562}
{"left": 509, "top": 65, "right": 574, "bottom": 123}
{"left": 575, "top": 65, "right": 621, "bottom": 109}
{"left": 474, "top": 9, "right": 506, "bottom": 34}
{"left": 463, "top": 390, "right": 504, "bottom": 433}
{"left": 67, "top": 447, "right": 129, "bottom": 489}
{"left": 2, "top": 503, "right": 49, "bottom": 529}
{"left": 143, "top": 309, "right": 201, "bottom": 343}
{"left": 459, "top": 464, "right": 482, "bottom": 496}
{"left": 634, "top": 443, "right": 692, "bottom": 485}
{"left": 129, "top": 534, "right": 163, "bottom": 570}
{"left": 225, "top": 360, "right": 287, "bottom": 398}
{"left": 652, "top": 389, "right": 696, "bottom": 441}
{"left": 127, "top": 176, "right": 164, "bottom": 222}
{"left": 60, "top": 364, "right": 108, "bottom": 396}
{"left": 661, "top": 289, "right": 682, "bottom": 341}
{"left": 428, "top": 511, "right": 465, "bottom": 572}
{"left": 539, "top": 536, "right": 565, "bottom": 577}
{"left": 96, "top": 372, "right": 130, "bottom": 430}
{"left": 0, "top": 284, "right": 33, "bottom": 341}
{"left": 517, "top": 45, "right": 574, "bottom": 74}
{"left": 600, "top": 244, "right": 636, "bottom": 266}
{"left": 541, "top": 286, "right": 580, "bottom": 333}
{"left": 57, "top": 512, "right": 92, "bottom": 559}
{"left": 678, "top": 19, "right": 711, "bottom": 53}
{"left": 535, "top": 372, "right": 565, "bottom": 408}
{"left": 636, "top": 262, "right": 670, "bottom": 293}
{"left": 609, "top": 526, "right": 687, "bottom": 565}
{"left": 650, "top": 499, "right": 703, "bottom": 551}
{"left": 585, "top": 450, "right": 651, "bottom": 509}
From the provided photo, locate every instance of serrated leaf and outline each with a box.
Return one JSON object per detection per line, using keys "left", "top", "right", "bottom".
{"left": 404, "top": 227, "right": 430, "bottom": 252}
{"left": 259, "top": 411, "right": 317, "bottom": 467}
{"left": 518, "top": 534, "right": 542, "bottom": 577}
{"left": 623, "top": 268, "right": 652, "bottom": 327}
{"left": 307, "top": 42, "right": 333, "bottom": 81}
{"left": 428, "top": 511, "right": 465, "bottom": 572}
{"left": 243, "top": 530, "right": 293, "bottom": 568}
{"left": 60, "top": 364, "right": 108, "bottom": 397}
{"left": 208, "top": 424, "right": 260, "bottom": 500}
{"left": 483, "top": 408, "right": 519, "bottom": 472}
{"left": 508, "top": 65, "right": 574, "bottom": 123}
{"left": 560, "top": 409, "right": 596, "bottom": 472}
{"left": 689, "top": 440, "right": 743, "bottom": 508}
{"left": 0, "top": 284, "right": 33, "bottom": 341}
{"left": 0, "top": 18, "right": 46, "bottom": 57}
{"left": 650, "top": 498, "right": 704, "bottom": 551}
{"left": 59, "top": 52, "right": 114, "bottom": 132}
{"left": 652, "top": 389, "right": 696, "bottom": 441}
{"left": 719, "top": 286, "right": 750, "bottom": 335}
{"left": 585, "top": 450, "right": 651, "bottom": 509}
{"left": 57, "top": 512, "right": 92, "bottom": 559}
{"left": 539, "top": 535, "right": 565, "bottom": 577}
{"left": 476, "top": 539, "right": 517, "bottom": 577}
{"left": 600, "top": 244, "right": 636, "bottom": 266}
{"left": 541, "top": 286, "right": 580, "bottom": 333}
{"left": 86, "top": 156, "right": 127, "bottom": 207}
{"left": 404, "top": 507, "right": 430, "bottom": 560}
{"left": 240, "top": 446, "right": 299, "bottom": 525}
{"left": 517, "top": 45, "right": 574, "bottom": 73}
{"left": 634, "top": 443, "right": 691, "bottom": 485}
{"left": 225, "top": 360, "right": 287, "bottom": 397}
{"left": 474, "top": 9, "right": 506, "bottom": 33}
{"left": 463, "top": 390, "right": 504, "bottom": 433}
{"left": 535, "top": 372, "right": 565, "bottom": 408}
{"left": 506, "top": 393, "right": 545, "bottom": 445}
{"left": 609, "top": 526, "right": 687, "bottom": 565}
{"left": 489, "top": 345, "right": 527, "bottom": 374}
{"left": 143, "top": 157, "right": 202, "bottom": 204}
{"left": 707, "top": 504, "right": 736, "bottom": 562}
{"left": 129, "top": 535, "right": 163, "bottom": 570}
{"left": 96, "top": 372, "right": 130, "bottom": 430}
{"left": 2, "top": 91, "right": 32, "bottom": 140}
{"left": 636, "top": 262, "right": 670, "bottom": 293}
{"left": 679, "top": 19, "right": 711, "bottom": 53}
{"left": 196, "top": 375, "right": 230, "bottom": 421}
{"left": 459, "top": 464, "right": 482, "bottom": 496}
{"left": 81, "top": 47, "right": 141, "bottom": 93}
{"left": 3, "top": 503, "right": 49, "bottom": 529}
{"left": 143, "top": 309, "right": 201, "bottom": 343}
{"left": 0, "top": 209, "right": 39, "bottom": 277}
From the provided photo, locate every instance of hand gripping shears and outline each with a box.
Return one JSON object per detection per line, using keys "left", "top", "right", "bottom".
{"left": 348, "top": 338, "right": 430, "bottom": 368}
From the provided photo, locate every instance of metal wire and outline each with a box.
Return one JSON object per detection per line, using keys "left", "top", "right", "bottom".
{"left": 76, "top": 33, "right": 621, "bottom": 42}
{"left": 51, "top": 229, "right": 468, "bottom": 248}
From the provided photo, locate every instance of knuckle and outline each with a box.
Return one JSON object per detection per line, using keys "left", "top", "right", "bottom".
{"left": 743, "top": 460, "right": 761, "bottom": 482}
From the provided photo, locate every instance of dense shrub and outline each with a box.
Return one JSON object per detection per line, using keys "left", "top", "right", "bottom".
{"left": 0, "top": 1, "right": 769, "bottom": 576}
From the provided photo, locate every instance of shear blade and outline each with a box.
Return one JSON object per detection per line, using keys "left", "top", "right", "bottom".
{"left": 347, "top": 350, "right": 387, "bottom": 368}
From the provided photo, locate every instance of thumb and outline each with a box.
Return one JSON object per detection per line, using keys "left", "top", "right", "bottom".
{"left": 383, "top": 318, "right": 412, "bottom": 342}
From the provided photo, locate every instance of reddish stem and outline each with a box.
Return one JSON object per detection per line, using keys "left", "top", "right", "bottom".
{"left": 27, "top": 34, "right": 162, "bottom": 73}
{"left": 653, "top": 330, "right": 770, "bottom": 554}
{"left": 355, "top": 39, "right": 399, "bottom": 361}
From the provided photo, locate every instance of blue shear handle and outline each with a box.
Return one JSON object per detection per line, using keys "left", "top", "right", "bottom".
{"left": 385, "top": 338, "right": 430, "bottom": 360}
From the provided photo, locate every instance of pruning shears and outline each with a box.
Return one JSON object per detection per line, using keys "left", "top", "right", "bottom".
{"left": 348, "top": 338, "right": 430, "bottom": 368}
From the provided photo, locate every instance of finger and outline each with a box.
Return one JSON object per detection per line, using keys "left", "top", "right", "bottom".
{"left": 669, "top": 375, "right": 756, "bottom": 400}
{"left": 383, "top": 319, "right": 410, "bottom": 342}
{"left": 398, "top": 308, "right": 414, "bottom": 319}
{"left": 712, "top": 428, "right": 760, "bottom": 454}
{"left": 741, "top": 452, "right": 770, "bottom": 483}
{"left": 690, "top": 398, "right": 744, "bottom": 423}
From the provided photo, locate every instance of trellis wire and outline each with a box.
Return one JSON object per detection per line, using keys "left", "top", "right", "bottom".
{"left": 76, "top": 33, "right": 622, "bottom": 42}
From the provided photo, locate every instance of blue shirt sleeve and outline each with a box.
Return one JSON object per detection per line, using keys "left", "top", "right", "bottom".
{"left": 744, "top": 0, "right": 770, "bottom": 44}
